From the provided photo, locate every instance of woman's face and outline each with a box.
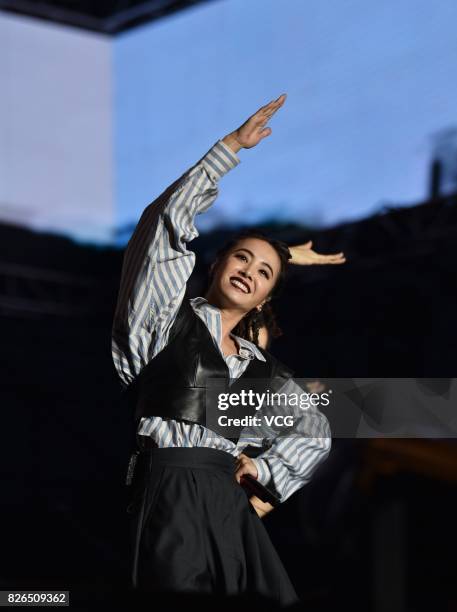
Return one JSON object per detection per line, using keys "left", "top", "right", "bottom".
{"left": 208, "top": 237, "right": 282, "bottom": 312}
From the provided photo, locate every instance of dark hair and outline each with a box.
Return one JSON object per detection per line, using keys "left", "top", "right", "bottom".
{"left": 206, "top": 228, "right": 291, "bottom": 347}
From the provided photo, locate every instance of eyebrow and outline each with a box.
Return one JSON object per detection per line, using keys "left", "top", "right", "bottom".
{"left": 233, "top": 248, "right": 274, "bottom": 277}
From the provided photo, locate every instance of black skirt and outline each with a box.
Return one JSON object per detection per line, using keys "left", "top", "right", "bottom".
{"left": 126, "top": 444, "right": 299, "bottom": 607}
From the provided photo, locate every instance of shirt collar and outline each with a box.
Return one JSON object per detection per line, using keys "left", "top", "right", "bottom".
{"left": 189, "top": 296, "right": 267, "bottom": 362}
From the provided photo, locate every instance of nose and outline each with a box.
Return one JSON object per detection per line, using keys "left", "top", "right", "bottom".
{"left": 238, "top": 268, "right": 252, "bottom": 281}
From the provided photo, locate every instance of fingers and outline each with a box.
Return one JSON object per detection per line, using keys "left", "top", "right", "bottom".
{"left": 258, "top": 93, "right": 287, "bottom": 120}
{"left": 291, "top": 243, "right": 346, "bottom": 262}
{"left": 263, "top": 93, "right": 287, "bottom": 110}
{"left": 318, "top": 254, "right": 346, "bottom": 264}
{"left": 236, "top": 469, "right": 256, "bottom": 484}
{"left": 323, "top": 252, "right": 345, "bottom": 259}
{"left": 258, "top": 127, "right": 272, "bottom": 140}
{"left": 234, "top": 454, "right": 258, "bottom": 483}
{"left": 318, "top": 252, "right": 345, "bottom": 260}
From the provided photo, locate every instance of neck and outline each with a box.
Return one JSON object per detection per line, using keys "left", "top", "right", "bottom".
{"left": 203, "top": 290, "right": 245, "bottom": 343}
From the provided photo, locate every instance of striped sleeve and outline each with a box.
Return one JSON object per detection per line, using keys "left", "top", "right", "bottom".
{"left": 251, "top": 456, "right": 272, "bottom": 486}
{"left": 111, "top": 139, "right": 240, "bottom": 387}
{"left": 249, "top": 378, "right": 332, "bottom": 503}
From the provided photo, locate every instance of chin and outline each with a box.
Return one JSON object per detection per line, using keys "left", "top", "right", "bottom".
{"left": 221, "top": 281, "right": 251, "bottom": 307}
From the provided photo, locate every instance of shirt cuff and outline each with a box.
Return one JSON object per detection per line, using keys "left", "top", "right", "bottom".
{"left": 200, "top": 139, "right": 240, "bottom": 181}
{"left": 251, "top": 457, "right": 272, "bottom": 486}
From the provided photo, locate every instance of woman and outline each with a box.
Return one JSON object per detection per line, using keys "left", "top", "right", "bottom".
{"left": 112, "top": 93, "right": 335, "bottom": 606}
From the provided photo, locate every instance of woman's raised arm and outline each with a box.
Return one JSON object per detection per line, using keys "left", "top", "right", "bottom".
{"left": 111, "top": 140, "right": 240, "bottom": 387}
{"left": 112, "top": 93, "right": 288, "bottom": 387}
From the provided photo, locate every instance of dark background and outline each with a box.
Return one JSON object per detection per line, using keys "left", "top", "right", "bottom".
{"left": 1, "top": 189, "right": 457, "bottom": 611}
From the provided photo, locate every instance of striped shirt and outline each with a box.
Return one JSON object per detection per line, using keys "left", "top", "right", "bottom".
{"left": 112, "top": 139, "right": 331, "bottom": 503}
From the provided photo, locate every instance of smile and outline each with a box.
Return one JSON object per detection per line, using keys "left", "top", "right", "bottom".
{"left": 230, "top": 277, "right": 250, "bottom": 294}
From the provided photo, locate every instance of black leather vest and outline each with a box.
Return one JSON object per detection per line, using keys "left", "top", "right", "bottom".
{"left": 125, "top": 294, "right": 294, "bottom": 434}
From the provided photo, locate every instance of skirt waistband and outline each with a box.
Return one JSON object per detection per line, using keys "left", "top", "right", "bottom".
{"left": 138, "top": 445, "right": 237, "bottom": 476}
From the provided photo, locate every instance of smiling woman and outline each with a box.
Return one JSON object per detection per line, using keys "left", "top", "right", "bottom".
{"left": 204, "top": 230, "right": 292, "bottom": 346}
{"left": 112, "top": 93, "right": 334, "bottom": 607}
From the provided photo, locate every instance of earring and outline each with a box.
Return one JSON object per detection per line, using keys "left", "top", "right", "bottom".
{"left": 254, "top": 306, "right": 263, "bottom": 319}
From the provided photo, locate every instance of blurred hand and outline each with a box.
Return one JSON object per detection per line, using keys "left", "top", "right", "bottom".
{"left": 289, "top": 240, "right": 346, "bottom": 265}
{"left": 223, "top": 93, "right": 287, "bottom": 152}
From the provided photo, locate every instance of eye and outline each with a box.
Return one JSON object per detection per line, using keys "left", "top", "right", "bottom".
{"left": 235, "top": 253, "right": 248, "bottom": 262}
{"left": 260, "top": 269, "right": 269, "bottom": 278}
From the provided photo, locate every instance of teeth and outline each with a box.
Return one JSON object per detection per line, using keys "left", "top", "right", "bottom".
{"left": 231, "top": 278, "right": 249, "bottom": 293}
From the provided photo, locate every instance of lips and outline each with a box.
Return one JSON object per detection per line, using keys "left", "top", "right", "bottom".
{"left": 230, "top": 276, "right": 251, "bottom": 294}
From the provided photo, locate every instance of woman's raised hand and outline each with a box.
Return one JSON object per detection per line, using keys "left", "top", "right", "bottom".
{"left": 222, "top": 94, "right": 287, "bottom": 153}
{"left": 289, "top": 240, "right": 346, "bottom": 265}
